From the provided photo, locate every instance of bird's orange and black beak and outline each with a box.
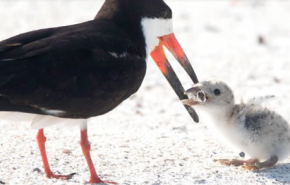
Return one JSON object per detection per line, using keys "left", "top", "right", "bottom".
{"left": 150, "top": 33, "right": 199, "bottom": 122}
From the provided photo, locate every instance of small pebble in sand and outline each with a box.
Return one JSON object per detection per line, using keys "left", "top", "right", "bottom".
{"left": 62, "top": 149, "right": 72, "bottom": 154}
{"left": 32, "top": 168, "right": 42, "bottom": 174}
{"left": 239, "top": 152, "right": 245, "bottom": 158}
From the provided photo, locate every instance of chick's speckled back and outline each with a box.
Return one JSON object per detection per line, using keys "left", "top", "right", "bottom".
{"left": 229, "top": 103, "right": 290, "bottom": 161}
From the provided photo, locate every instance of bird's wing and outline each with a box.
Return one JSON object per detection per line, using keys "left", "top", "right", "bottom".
{"left": 0, "top": 27, "right": 58, "bottom": 53}
{"left": 0, "top": 20, "right": 146, "bottom": 118}
{"left": 0, "top": 20, "right": 144, "bottom": 61}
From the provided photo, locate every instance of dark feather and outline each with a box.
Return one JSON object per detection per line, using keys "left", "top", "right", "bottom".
{"left": 0, "top": 19, "right": 147, "bottom": 118}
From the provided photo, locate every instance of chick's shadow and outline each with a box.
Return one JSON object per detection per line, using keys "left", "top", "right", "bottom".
{"left": 254, "top": 163, "right": 290, "bottom": 183}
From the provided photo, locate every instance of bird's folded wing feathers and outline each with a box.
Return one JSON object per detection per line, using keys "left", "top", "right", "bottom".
{"left": 0, "top": 24, "right": 138, "bottom": 61}
{"left": 0, "top": 21, "right": 146, "bottom": 116}
{"left": 0, "top": 27, "right": 58, "bottom": 52}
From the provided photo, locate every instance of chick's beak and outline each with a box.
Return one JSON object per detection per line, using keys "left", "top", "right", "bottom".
{"left": 181, "top": 99, "right": 199, "bottom": 106}
{"left": 150, "top": 33, "right": 199, "bottom": 122}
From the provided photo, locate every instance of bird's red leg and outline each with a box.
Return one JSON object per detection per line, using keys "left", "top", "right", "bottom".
{"left": 80, "top": 128, "right": 117, "bottom": 184}
{"left": 36, "top": 129, "right": 74, "bottom": 180}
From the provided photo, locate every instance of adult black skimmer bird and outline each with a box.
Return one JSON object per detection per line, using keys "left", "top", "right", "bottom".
{"left": 0, "top": 0, "right": 198, "bottom": 183}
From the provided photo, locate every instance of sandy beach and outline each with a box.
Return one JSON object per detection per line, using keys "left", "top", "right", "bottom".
{"left": 0, "top": 1, "right": 290, "bottom": 184}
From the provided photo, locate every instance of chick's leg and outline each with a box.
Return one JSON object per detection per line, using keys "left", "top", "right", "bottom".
{"left": 242, "top": 156, "right": 278, "bottom": 170}
{"left": 214, "top": 158, "right": 259, "bottom": 166}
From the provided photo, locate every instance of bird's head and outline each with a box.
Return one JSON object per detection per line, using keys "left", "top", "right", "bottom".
{"left": 97, "top": 0, "right": 199, "bottom": 122}
{"left": 182, "top": 80, "right": 235, "bottom": 116}
{"left": 96, "top": 0, "right": 197, "bottom": 81}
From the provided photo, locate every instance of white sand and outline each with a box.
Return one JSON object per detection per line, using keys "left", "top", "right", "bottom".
{"left": 0, "top": 1, "right": 290, "bottom": 184}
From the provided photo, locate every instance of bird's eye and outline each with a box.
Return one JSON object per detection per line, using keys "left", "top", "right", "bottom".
{"left": 159, "top": 10, "right": 168, "bottom": 18}
{"left": 214, "top": 89, "right": 221, "bottom": 96}
{"left": 158, "top": 8, "right": 171, "bottom": 18}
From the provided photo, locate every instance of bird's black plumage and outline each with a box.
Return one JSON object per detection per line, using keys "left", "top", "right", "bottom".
{"left": 0, "top": 0, "right": 197, "bottom": 123}
{"left": 0, "top": 1, "right": 201, "bottom": 183}
{"left": 0, "top": 0, "right": 176, "bottom": 119}
{"left": 0, "top": 19, "right": 147, "bottom": 118}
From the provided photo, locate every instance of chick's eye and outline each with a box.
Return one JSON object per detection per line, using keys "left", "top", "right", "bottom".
{"left": 214, "top": 89, "right": 221, "bottom": 96}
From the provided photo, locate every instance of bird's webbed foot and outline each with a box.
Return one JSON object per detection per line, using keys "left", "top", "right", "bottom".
{"left": 213, "top": 158, "right": 259, "bottom": 167}
{"left": 46, "top": 172, "right": 76, "bottom": 180}
{"left": 242, "top": 156, "right": 278, "bottom": 170}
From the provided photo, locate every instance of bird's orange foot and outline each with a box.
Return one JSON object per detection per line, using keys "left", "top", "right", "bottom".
{"left": 242, "top": 165, "right": 259, "bottom": 171}
{"left": 46, "top": 172, "right": 76, "bottom": 180}
{"left": 101, "top": 181, "right": 117, "bottom": 185}
{"left": 89, "top": 177, "right": 117, "bottom": 184}
{"left": 213, "top": 159, "right": 244, "bottom": 166}
{"left": 213, "top": 159, "right": 230, "bottom": 166}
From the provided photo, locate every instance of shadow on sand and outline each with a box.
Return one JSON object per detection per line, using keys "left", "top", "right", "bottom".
{"left": 253, "top": 163, "right": 290, "bottom": 183}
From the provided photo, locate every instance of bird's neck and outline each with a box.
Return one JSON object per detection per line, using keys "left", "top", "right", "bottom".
{"left": 198, "top": 104, "right": 235, "bottom": 126}
{"left": 140, "top": 18, "right": 173, "bottom": 59}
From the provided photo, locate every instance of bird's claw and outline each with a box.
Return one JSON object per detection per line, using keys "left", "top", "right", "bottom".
{"left": 213, "top": 159, "right": 231, "bottom": 166}
{"left": 213, "top": 159, "right": 243, "bottom": 166}
{"left": 101, "top": 180, "right": 118, "bottom": 185}
{"left": 89, "top": 179, "right": 118, "bottom": 184}
{"left": 46, "top": 172, "right": 76, "bottom": 180}
{"left": 241, "top": 165, "right": 260, "bottom": 171}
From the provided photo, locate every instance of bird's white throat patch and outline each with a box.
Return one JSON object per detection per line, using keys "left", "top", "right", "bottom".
{"left": 141, "top": 18, "right": 173, "bottom": 58}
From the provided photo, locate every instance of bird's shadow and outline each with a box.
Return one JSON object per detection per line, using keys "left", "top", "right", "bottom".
{"left": 253, "top": 163, "right": 290, "bottom": 183}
